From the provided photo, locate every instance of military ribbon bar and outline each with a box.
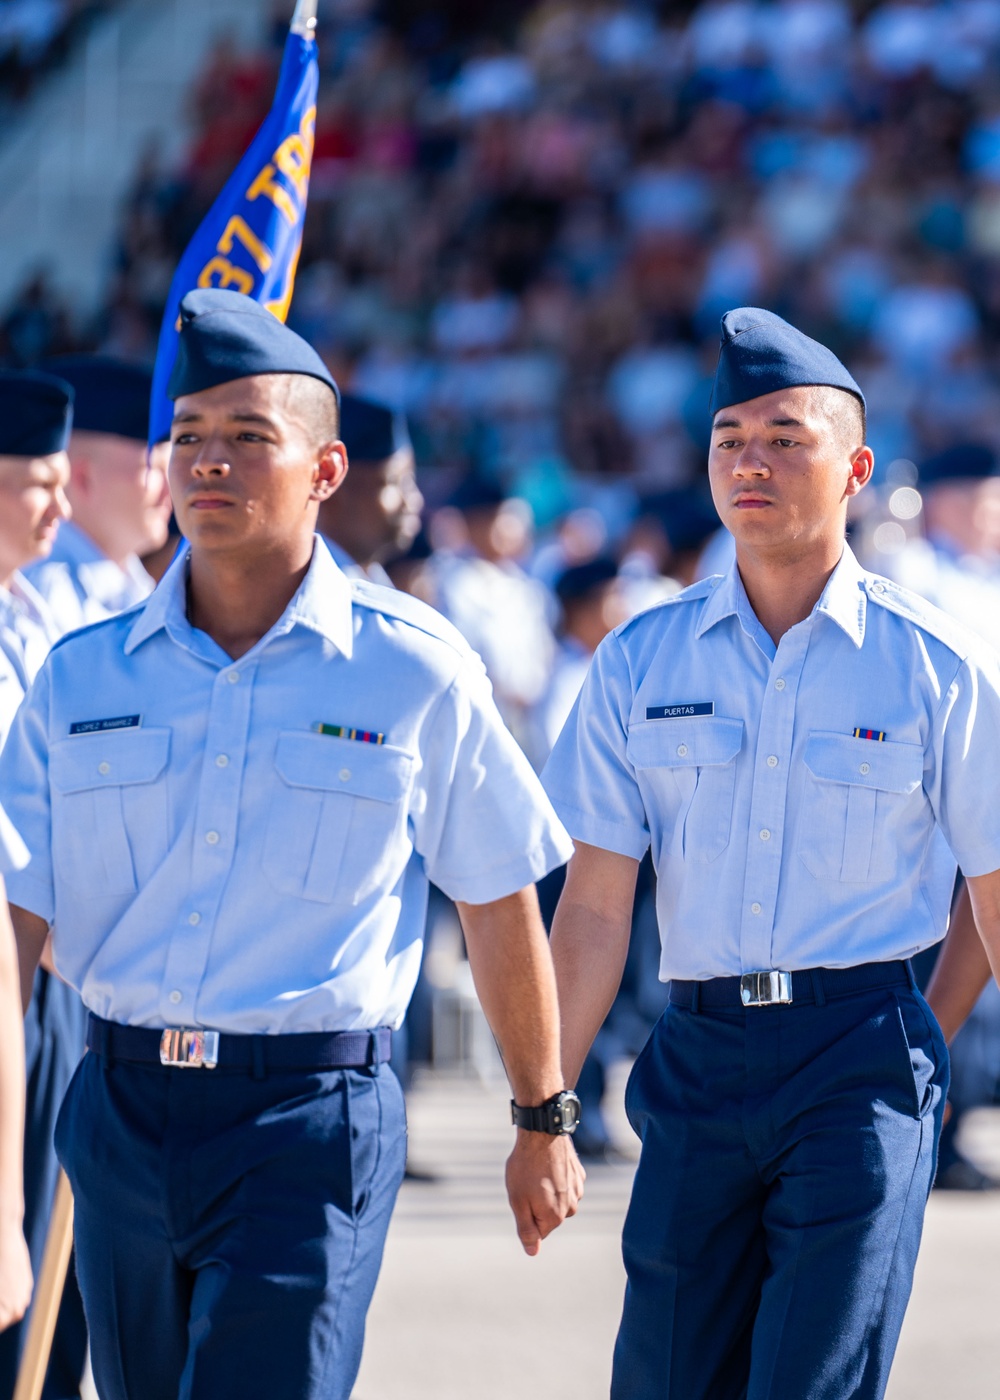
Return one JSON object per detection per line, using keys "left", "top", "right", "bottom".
{"left": 314, "top": 723, "right": 385, "bottom": 745}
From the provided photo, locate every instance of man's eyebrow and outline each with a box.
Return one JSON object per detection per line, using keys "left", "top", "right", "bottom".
{"left": 171, "top": 411, "right": 277, "bottom": 428}
{"left": 230, "top": 412, "right": 278, "bottom": 427}
{"left": 713, "top": 415, "right": 807, "bottom": 430}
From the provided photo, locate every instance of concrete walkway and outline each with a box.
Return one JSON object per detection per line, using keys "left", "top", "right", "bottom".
{"left": 354, "top": 1069, "right": 1000, "bottom": 1399}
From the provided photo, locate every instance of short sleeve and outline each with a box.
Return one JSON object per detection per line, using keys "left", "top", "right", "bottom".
{"left": 412, "top": 654, "right": 573, "bottom": 903}
{"left": 0, "top": 664, "right": 54, "bottom": 918}
{"left": 0, "top": 801, "right": 28, "bottom": 874}
{"left": 541, "top": 630, "right": 649, "bottom": 860}
{"left": 925, "top": 651, "right": 1000, "bottom": 877}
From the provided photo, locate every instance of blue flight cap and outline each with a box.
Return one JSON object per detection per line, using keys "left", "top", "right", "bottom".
{"left": 167, "top": 288, "right": 340, "bottom": 406}
{"left": 711, "top": 307, "right": 865, "bottom": 417}
{"left": 339, "top": 393, "right": 411, "bottom": 463}
{"left": 0, "top": 369, "right": 73, "bottom": 456}
{"left": 449, "top": 475, "right": 507, "bottom": 513}
{"left": 642, "top": 489, "right": 720, "bottom": 554}
{"left": 44, "top": 356, "right": 152, "bottom": 442}
{"left": 918, "top": 442, "right": 998, "bottom": 486}
{"left": 555, "top": 556, "right": 619, "bottom": 606}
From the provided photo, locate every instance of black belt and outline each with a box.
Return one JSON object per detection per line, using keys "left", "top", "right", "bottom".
{"left": 668, "top": 959, "right": 915, "bottom": 1011}
{"left": 86, "top": 1014, "right": 391, "bottom": 1072}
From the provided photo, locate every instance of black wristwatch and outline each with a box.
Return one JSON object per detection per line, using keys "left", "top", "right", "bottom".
{"left": 510, "top": 1089, "right": 581, "bottom": 1135}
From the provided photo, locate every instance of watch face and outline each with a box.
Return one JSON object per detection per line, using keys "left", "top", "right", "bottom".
{"left": 560, "top": 1091, "right": 581, "bottom": 1134}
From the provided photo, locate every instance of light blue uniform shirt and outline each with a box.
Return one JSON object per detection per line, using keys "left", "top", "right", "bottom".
{"left": 25, "top": 520, "right": 154, "bottom": 637}
{"left": 543, "top": 545, "right": 1000, "bottom": 981}
{"left": 0, "top": 572, "right": 58, "bottom": 749}
{"left": 1, "top": 541, "right": 572, "bottom": 1033}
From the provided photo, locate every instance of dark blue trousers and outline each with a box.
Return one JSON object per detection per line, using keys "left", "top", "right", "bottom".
{"left": 0, "top": 971, "right": 87, "bottom": 1400}
{"left": 614, "top": 983, "right": 948, "bottom": 1400}
{"left": 54, "top": 1051, "right": 406, "bottom": 1400}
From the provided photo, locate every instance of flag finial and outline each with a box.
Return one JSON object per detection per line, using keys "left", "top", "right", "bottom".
{"left": 290, "top": 1, "right": 318, "bottom": 38}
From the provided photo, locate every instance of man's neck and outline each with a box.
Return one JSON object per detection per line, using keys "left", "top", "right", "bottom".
{"left": 187, "top": 542, "right": 314, "bottom": 661}
{"left": 735, "top": 538, "right": 845, "bottom": 646}
{"left": 62, "top": 517, "right": 129, "bottom": 571}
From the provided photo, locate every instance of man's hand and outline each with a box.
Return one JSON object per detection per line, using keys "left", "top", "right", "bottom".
{"left": 505, "top": 1130, "right": 586, "bottom": 1257}
{"left": 0, "top": 1220, "right": 32, "bottom": 1331}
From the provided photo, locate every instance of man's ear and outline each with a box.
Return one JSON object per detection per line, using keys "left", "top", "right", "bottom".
{"left": 312, "top": 440, "right": 348, "bottom": 503}
{"left": 845, "top": 445, "right": 875, "bottom": 497}
{"left": 66, "top": 450, "right": 90, "bottom": 499}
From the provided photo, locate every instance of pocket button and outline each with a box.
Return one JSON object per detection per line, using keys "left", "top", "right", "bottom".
{"left": 677, "top": 744, "right": 688, "bottom": 757}
{"left": 860, "top": 762, "right": 871, "bottom": 775}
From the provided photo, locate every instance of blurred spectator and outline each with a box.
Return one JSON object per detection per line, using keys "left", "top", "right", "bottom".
{"left": 0, "top": 0, "right": 105, "bottom": 105}
{"left": 526, "top": 554, "right": 630, "bottom": 770}
{"left": 423, "top": 476, "right": 555, "bottom": 749}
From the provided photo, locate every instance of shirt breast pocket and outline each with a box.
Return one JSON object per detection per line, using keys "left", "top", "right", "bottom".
{"left": 627, "top": 717, "right": 744, "bottom": 863}
{"left": 799, "top": 733, "right": 924, "bottom": 883}
{"left": 263, "top": 733, "right": 415, "bottom": 905}
{"left": 49, "top": 729, "right": 171, "bottom": 896}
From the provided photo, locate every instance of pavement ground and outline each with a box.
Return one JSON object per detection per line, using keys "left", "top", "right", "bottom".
{"left": 354, "top": 1068, "right": 1000, "bottom": 1400}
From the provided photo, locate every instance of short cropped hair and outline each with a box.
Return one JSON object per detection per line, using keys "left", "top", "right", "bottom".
{"left": 289, "top": 374, "right": 340, "bottom": 449}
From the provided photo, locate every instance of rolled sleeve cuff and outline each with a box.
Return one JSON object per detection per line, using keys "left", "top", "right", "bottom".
{"left": 4, "top": 868, "right": 54, "bottom": 923}
{"left": 434, "top": 831, "right": 575, "bottom": 906}
{"left": 949, "top": 838, "right": 1000, "bottom": 880}
{"left": 547, "top": 796, "right": 650, "bottom": 861}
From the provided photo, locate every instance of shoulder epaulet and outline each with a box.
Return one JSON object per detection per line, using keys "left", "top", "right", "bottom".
{"left": 614, "top": 575, "right": 718, "bottom": 640}
{"left": 350, "top": 579, "right": 473, "bottom": 658}
{"left": 864, "top": 574, "right": 977, "bottom": 661}
{"left": 46, "top": 600, "right": 146, "bottom": 655}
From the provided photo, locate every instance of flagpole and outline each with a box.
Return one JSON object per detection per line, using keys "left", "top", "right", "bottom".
{"left": 290, "top": 0, "right": 318, "bottom": 38}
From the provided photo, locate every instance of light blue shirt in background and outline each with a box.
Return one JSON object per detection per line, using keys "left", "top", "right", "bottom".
{"left": 1, "top": 541, "right": 572, "bottom": 1033}
{"left": 0, "top": 572, "right": 58, "bottom": 749}
{"left": 543, "top": 545, "right": 1000, "bottom": 981}
{"left": 25, "top": 520, "right": 154, "bottom": 637}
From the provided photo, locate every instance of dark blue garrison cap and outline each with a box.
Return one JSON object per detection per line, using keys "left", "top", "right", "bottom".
{"left": 449, "top": 474, "right": 507, "bottom": 513}
{"left": 168, "top": 288, "right": 340, "bottom": 405}
{"left": 339, "top": 393, "right": 410, "bottom": 463}
{"left": 555, "top": 556, "right": 619, "bottom": 606}
{"left": 0, "top": 369, "right": 73, "bottom": 456}
{"left": 918, "top": 442, "right": 998, "bottom": 486}
{"left": 711, "top": 307, "right": 865, "bottom": 416}
{"left": 44, "top": 356, "right": 151, "bottom": 442}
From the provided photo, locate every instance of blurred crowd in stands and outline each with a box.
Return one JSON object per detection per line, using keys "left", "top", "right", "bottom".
{"left": 0, "top": 0, "right": 107, "bottom": 104}
{"left": 7, "top": 0, "right": 1000, "bottom": 512}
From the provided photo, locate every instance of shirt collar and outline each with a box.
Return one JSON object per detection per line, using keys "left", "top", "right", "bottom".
{"left": 124, "top": 536, "right": 355, "bottom": 660}
{"left": 695, "top": 542, "right": 867, "bottom": 649}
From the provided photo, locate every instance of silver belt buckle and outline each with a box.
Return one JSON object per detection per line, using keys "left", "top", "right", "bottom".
{"left": 159, "top": 1028, "right": 220, "bottom": 1069}
{"left": 740, "top": 971, "right": 793, "bottom": 1007}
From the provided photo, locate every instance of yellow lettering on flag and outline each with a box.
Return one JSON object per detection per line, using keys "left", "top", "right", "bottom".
{"left": 218, "top": 216, "right": 274, "bottom": 273}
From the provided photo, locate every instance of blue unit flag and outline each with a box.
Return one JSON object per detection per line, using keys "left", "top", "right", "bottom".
{"left": 148, "top": 2, "right": 319, "bottom": 446}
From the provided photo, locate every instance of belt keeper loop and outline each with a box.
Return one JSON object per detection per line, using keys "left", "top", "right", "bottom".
{"left": 689, "top": 982, "right": 701, "bottom": 1015}
{"left": 809, "top": 969, "right": 827, "bottom": 1007}
{"left": 103, "top": 1021, "right": 115, "bottom": 1069}
{"left": 904, "top": 958, "right": 917, "bottom": 990}
{"left": 251, "top": 1038, "right": 266, "bottom": 1080}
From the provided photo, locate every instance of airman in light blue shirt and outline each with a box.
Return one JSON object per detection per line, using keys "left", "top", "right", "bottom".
{"left": 2, "top": 289, "right": 583, "bottom": 1400}
{"left": 543, "top": 307, "right": 1000, "bottom": 1400}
